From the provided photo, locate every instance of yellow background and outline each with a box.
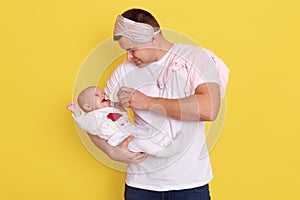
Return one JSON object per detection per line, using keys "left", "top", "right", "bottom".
{"left": 1, "top": 0, "right": 299, "bottom": 199}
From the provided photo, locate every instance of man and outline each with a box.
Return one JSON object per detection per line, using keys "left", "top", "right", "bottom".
{"left": 88, "top": 8, "right": 229, "bottom": 200}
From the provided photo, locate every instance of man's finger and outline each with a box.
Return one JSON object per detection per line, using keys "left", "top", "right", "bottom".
{"left": 131, "top": 153, "right": 148, "bottom": 163}
{"left": 117, "top": 135, "right": 134, "bottom": 149}
{"left": 119, "top": 86, "right": 135, "bottom": 94}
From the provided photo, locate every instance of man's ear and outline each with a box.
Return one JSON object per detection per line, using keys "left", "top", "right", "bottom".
{"left": 83, "top": 103, "right": 92, "bottom": 112}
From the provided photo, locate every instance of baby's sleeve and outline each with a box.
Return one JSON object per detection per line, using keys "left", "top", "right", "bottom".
{"left": 73, "top": 114, "right": 100, "bottom": 136}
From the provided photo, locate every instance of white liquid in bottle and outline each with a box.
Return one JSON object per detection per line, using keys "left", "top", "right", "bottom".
{"left": 109, "top": 92, "right": 119, "bottom": 102}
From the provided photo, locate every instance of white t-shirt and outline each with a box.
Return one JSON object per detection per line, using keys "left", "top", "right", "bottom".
{"left": 105, "top": 44, "right": 228, "bottom": 191}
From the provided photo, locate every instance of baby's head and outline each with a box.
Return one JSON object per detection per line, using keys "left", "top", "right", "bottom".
{"left": 77, "top": 86, "right": 110, "bottom": 113}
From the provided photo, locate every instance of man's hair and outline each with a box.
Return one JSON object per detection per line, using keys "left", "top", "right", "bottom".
{"left": 121, "top": 8, "right": 160, "bottom": 28}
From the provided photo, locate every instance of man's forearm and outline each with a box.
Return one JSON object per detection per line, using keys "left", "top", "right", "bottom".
{"left": 146, "top": 93, "right": 218, "bottom": 121}
{"left": 88, "top": 133, "right": 111, "bottom": 154}
{"left": 128, "top": 82, "right": 220, "bottom": 122}
{"left": 87, "top": 133, "right": 148, "bottom": 163}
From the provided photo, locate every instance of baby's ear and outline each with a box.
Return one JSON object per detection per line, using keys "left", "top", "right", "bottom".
{"left": 83, "top": 104, "right": 92, "bottom": 112}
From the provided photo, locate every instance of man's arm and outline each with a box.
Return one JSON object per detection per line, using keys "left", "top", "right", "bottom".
{"left": 87, "top": 134, "right": 148, "bottom": 163}
{"left": 118, "top": 82, "right": 220, "bottom": 121}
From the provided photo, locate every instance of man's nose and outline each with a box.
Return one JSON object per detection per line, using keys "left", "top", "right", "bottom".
{"left": 127, "top": 51, "right": 134, "bottom": 61}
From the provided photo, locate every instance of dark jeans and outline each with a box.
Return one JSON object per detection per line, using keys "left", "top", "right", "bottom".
{"left": 124, "top": 184, "right": 211, "bottom": 200}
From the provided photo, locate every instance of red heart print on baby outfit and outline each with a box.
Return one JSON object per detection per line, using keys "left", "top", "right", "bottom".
{"left": 106, "top": 113, "right": 123, "bottom": 122}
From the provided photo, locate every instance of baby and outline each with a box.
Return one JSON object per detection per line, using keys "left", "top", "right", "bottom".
{"left": 67, "top": 86, "right": 186, "bottom": 157}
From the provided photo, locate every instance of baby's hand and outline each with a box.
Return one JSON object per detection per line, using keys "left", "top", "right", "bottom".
{"left": 66, "top": 101, "right": 81, "bottom": 116}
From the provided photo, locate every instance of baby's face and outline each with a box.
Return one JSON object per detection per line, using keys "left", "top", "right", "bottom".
{"left": 84, "top": 87, "right": 110, "bottom": 110}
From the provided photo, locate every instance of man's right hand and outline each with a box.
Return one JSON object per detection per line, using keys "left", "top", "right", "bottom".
{"left": 118, "top": 86, "right": 152, "bottom": 110}
{"left": 111, "top": 135, "right": 148, "bottom": 163}
{"left": 88, "top": 134, "right": 148, "bottom": 164}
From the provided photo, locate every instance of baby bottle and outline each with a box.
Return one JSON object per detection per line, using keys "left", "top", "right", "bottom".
{"left": 108, "top": 92, "right": 119, "bottom": 102}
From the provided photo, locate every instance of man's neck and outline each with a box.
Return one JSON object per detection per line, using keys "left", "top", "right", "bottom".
{"left": 155, "top": 41, "right": 174, "bottom": 61}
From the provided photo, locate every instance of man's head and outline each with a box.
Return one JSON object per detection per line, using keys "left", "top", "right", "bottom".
{"left": 113, "top": 8, "right": 169, "bottom": 67}
{"left": 77, "top": 86, "right": 110, "bottom": 112}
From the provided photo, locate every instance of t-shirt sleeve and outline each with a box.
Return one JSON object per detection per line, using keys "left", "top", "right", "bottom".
{"left": 204, "top": 49, "right": 230, "bottom": 97}
{"left": 185, "top": 46, "right": 229, "bottom": 98}
{"left": 183, "top": 46, "right": 221, "bottom": 94}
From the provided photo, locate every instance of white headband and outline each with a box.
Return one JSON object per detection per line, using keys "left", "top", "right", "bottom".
{"left": 113, "top": 15, "right": 160, "bottom": 44}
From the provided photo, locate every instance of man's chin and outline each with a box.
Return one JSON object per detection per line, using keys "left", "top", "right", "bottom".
{"left": 134, "top": 62, "right": 148, "bottom": 68}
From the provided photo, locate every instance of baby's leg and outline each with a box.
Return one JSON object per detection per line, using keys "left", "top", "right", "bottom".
{"left": 126, "top": 125, "right": 172, "bottom": 155}
{"left": 154, "top": 131, "right": 194, "bottom": 157}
